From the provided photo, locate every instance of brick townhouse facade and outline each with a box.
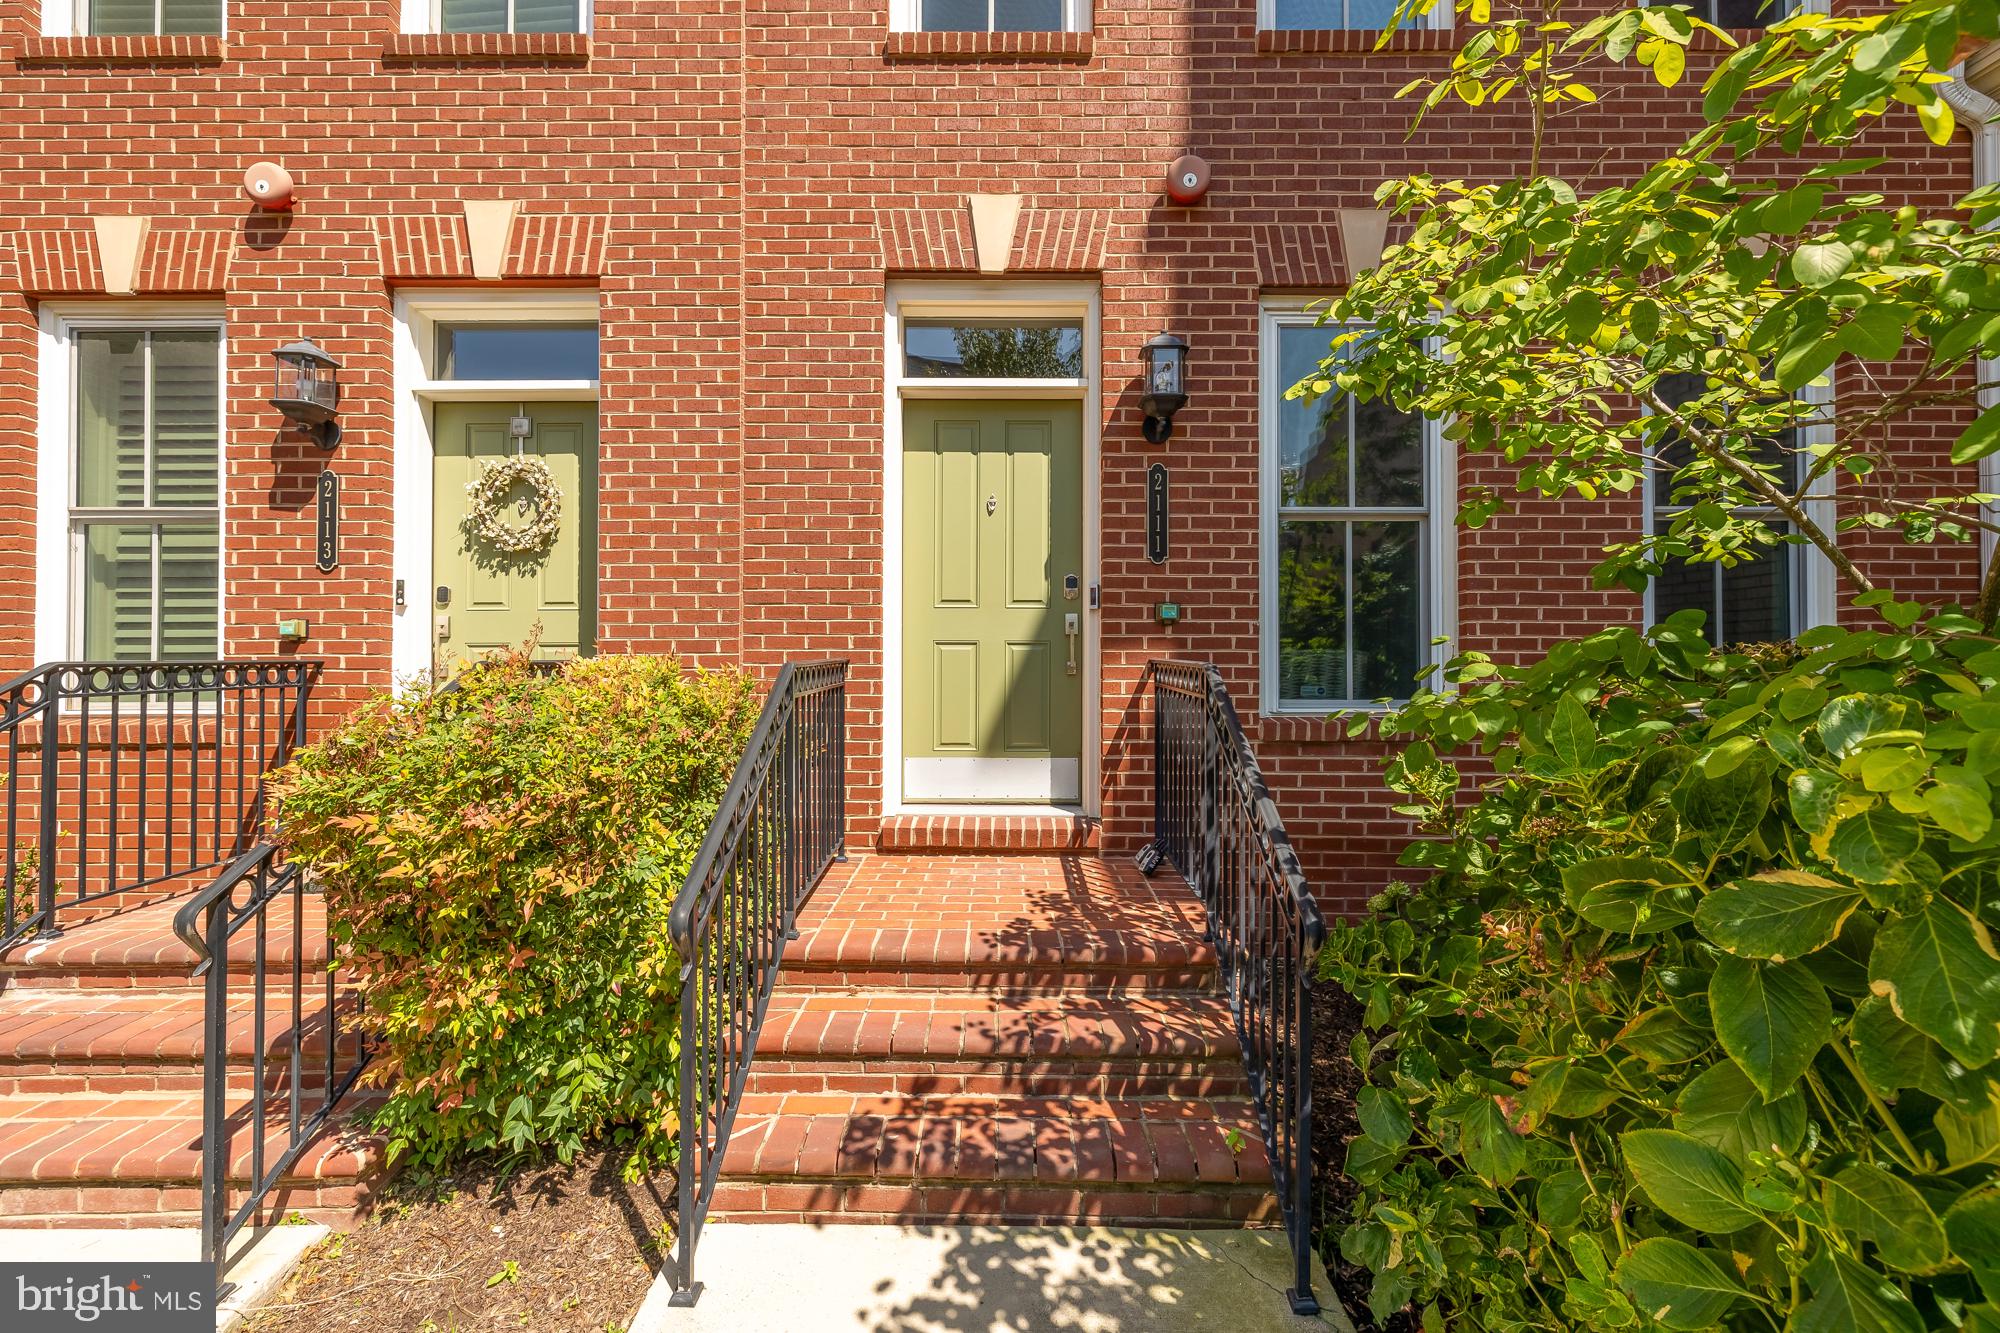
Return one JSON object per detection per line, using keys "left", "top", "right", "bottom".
{"left": 0, "top": 0, "right": 1985, "bottom": 915}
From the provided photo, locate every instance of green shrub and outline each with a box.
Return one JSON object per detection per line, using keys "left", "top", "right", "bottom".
{"left": 272, "top": 653, "right": 758, "bottom": 1171}
{"left": 1320, "top": 599, "right": 2000, "bottom": 1332}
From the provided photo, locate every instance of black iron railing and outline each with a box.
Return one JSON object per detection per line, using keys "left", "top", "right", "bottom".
{"left": 0, "top": 661, "right": 319, "bottom": 952}
{"left": 1141, "top": 659, "right": 1328, "bottom": 1316}
{"left": 666, "top": 659, "right": 847, "bottom": 1306}
{"left": 174, "top": 843, "right": 369, "bottom": 1272}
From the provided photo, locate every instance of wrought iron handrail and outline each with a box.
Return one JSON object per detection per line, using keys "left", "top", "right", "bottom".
{"left": 173, "top": 843, "right": 370, "bottom": 1272}
{"left": 0, "top": 660, "right": 319, "bottom": 951}
{"left": 1141, "top": 659, "right": 1328, "bottom": 1316}
{"left": 666, "top": 659, "right": 847, "bottom": 1306}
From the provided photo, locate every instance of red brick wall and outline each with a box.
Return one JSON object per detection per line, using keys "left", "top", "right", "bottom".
{"left": 0, "top": 3, "right": 1980, "bottom": 915}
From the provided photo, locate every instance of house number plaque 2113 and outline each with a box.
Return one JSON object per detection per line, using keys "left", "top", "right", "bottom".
{"left": 315, "top": 469, "right": 339, "bottom": 573}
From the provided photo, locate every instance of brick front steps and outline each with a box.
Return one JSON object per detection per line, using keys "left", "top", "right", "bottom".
{"left": 0, "top": 894, "right": 380, "bottom": 1226}
{"left": 0, "top": 1090, "right": 380, "bottom": 1227}
{"left": 719, "top": 853, "right": 1274, "bottom": 1227}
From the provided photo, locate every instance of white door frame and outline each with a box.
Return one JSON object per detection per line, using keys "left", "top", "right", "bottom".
{"left": 881, "top": 279, "right": 1103, "bottom": 814}
{"left": 390, "top": 289, "right": 600, "bottom": 684}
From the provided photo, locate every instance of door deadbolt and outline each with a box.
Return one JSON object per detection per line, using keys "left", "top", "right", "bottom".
{"left": 1063, "top": 574, "right": 1080, "bottom": 600}
{"left": 435, "top": 585, "right": 451, "bottom": 607}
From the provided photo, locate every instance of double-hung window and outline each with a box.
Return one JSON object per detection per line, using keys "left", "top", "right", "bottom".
{"left": 891, "top": 0, "right": 1089, "bottom": 33}
{"left": 68, "top": 325, "right": 223, "bottom": 662}
{"left": 78, "top": 0, "right": 220, "bottom": 34}
{"left": 1648, "top": 372, "right": 1827, "bottom": 644}
{"left": 435, "top": 0, "right": 584, "bottom": 33}
{"left": 1262, "top": 307, "right": 1447, "bottom": 711}
{"left": 1690, "top": 0, "right": 1795, "bottom": 27}
{"left": 1259, "top": 0, "right": 1446, "bottom": 31}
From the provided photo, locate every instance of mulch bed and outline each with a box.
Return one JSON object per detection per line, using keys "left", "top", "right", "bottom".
{"left": 1310, "top": 980, "right": 1417, "bottom": 1333}
{"left": 247, "top": 1150, "right": 674, "bottom": 1333}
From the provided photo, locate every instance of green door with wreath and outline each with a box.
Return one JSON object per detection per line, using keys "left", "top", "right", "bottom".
{"left": 432, "top": 402, "right": 596, "bottom": 676}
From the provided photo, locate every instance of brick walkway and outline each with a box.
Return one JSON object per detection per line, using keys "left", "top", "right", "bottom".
{"left": 716, "top": 851, "right": 1276, "bottom": 1227}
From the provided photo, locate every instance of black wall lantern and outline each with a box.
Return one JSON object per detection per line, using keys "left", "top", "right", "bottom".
{"left": 1139, "top": 332, "right": 1188, "bottom": 445}
{"left": 271, "top": 338, "right": 341, "bottom": 450}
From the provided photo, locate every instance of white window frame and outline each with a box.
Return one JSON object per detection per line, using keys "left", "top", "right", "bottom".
{"left": 882, "top": 280, "right": 1103, "bottom": 814}
{"left": 391, "top": 289, "right": 600, "bottom": 683}
{"left": 1259, "top": 303, "right": 1455, "bottom": 714}
{"left": 36, "top": 304, "right": 228, "bottom": 665}
{"left": 402, "top": 0, "right": 591, "bottom": 35}
{"left": 888, "top": 0, "right": 1090, "bottom": 34}
{"left": 1641, "top": 379, "right": 1838, "bottom": 639}
{"left": 47, "top": 0, "right": 225, "bottom": 36}
{"left": 1256, "top": 0, "right": 1449, "bottom": 32}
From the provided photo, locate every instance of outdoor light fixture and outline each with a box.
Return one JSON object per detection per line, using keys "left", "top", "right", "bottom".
{"left": 270, "top": 338, "right": 341, "bottom": 450}
{"left": 1139, "top": 333, "right": 1189, "bottom": 445}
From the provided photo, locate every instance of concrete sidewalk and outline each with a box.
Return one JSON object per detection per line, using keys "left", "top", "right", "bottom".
{"left": 632, "top": 1223, "right": 1355, "bottom": 1333}
{"left": 0, "top": 1224, "right": 327, "bottom": 1331}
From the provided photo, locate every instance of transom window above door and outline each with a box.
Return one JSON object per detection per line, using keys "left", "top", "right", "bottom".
{"left": 81, "top": 0, "right": 219, "bottom": 35}
{"left": 903, "top": 320, "right": 1084, "bottom": 379}
{"left": 436, "top": 0, "right": 583, "bottom": 33}
{"left": 438, "top": 323, "right": 599, "bottom": 380}
{"left": 892, "top": 0, "right": 1090, "bottom": 33}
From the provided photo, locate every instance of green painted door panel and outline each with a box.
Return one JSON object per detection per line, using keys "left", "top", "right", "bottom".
{"left": 904, "top": 401, "right": 1083, "bottom": 766}
{"left": 432, "top": 402, "right": 596, "bottom": 676}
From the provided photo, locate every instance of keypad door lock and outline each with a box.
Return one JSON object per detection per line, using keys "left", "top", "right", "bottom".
{"left": 1063, "top": 574, "right": 1080, "bottom": 600}
{"left": 435, "top": 585, "right": 451, "bottom": 607}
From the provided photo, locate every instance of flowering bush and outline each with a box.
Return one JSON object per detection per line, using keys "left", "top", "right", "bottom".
{"left": 272, "top": 653, "right": 757, "bottom": 1170}
{"left": 1321, "top": 601, "right": 2000, "bottom": 1331}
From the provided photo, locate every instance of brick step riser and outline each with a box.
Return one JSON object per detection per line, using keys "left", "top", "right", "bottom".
{"left": 0, "top": 1068, "right": 357, "bottom": 1096}
{"left": 0, "top": 1180, "right": 375, "bottom": 1226}
{"left": 744, "top": 1064, "right": 1247, "bottom": 1100}
{"left": 774, "top": 968, "right": 1216, "bottom": 995}
{"left": 708, "top": 1180, "right": 1279, "bottom": 1227}
{"left": 0, "top": 971, "right": 343, "bottom": 992}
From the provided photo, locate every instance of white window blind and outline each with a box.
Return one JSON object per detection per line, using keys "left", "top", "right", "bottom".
{"left": 72, "top": 328, "right": 221, "bottom": 662}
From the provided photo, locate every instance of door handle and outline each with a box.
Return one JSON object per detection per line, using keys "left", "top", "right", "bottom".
{"left": 435, "top": 613, "right": 451, "bottom": 642}
{"left": 1064, "top": 612, "right": 1079, "bottom": 676}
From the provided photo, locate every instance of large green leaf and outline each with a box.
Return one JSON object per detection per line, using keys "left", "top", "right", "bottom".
{"left": 1615, "top": 1238, "right": 1745, "bottom": 1330}
{"left": 1796, "top": 1250, "right": 1924, "bottom": 1333}
{"left": 1674, "top": 1059, "right": 1807, "bottom": 1163}
{"left": 1358, "top": 1086, "right": 1414, "bottom": 1146}
{"left": 1869, "top": 901, "right": 2000, "bottom": 1068}
{"left": 1945, "top": 1189, "right": 2000, "bottom": 1303}
{"left": 1711, "top": 955, "right": 1833, "bottom": 1099}
{"left": 1827, "top": 808, "right": 1922, "bottom": 884}
{"left": 1790, "top": 769, "right": 1847, "bottom": 835}
{"left": 1524, "top": 1060, "right": 1621, "bottom": 1120}
{"left": 1850, "top": 994, "right": 1991, "bottom": 1109}
{"left": 1617, "top": 1006, "right": 1714, "bottom": 1065}
{"left": 1675, "top": 755, "right": 1775, "bottom": 855}
{"left": 1460, "top": 1095, "right": 1529, "bottom": 1185}
{"left": 1620, "top": 1128, "right": 1764, "bottom": 1233}
{"left": 1938, "top": 1091, "right": 2000, "bottom": 1170}
{"left": 1693, "top": 870, "right": 1862, "bottom": 962}
{"left": 1564, "top": 856, "right": 1698, "bottom": 934}
{"left": 1550, "top": 694, "right": 1596, "bottom": 771}
{"left": 1823, "top": 1164, "right": 1949, "bottom": 1273}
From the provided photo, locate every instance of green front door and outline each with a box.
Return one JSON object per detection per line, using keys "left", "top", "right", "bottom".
{"left": 903, "top": 400, "right": 1084, "bottom": 803}
{"left": 432, "top": 402, "right": 596, "bottom": 676}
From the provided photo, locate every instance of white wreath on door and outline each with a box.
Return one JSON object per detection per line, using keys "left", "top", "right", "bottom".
{"left": 464, "top": 457, "right": 564, "bottom": 556}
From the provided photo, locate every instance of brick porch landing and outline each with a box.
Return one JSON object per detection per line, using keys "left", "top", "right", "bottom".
{"left": 716, "top": 854, "right": 1276, "bottom": 1227}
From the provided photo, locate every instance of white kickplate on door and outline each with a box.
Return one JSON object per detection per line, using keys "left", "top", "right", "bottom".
{"left": 905, "top": 758, "right": 1079, "bottom": 803}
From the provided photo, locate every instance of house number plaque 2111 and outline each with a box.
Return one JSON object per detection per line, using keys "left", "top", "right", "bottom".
{"left": 315, "top": 469, "right": 339, "bottom": 573}
{"left": 1146, "top": 464, "right": 1169, "bottom": 565}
